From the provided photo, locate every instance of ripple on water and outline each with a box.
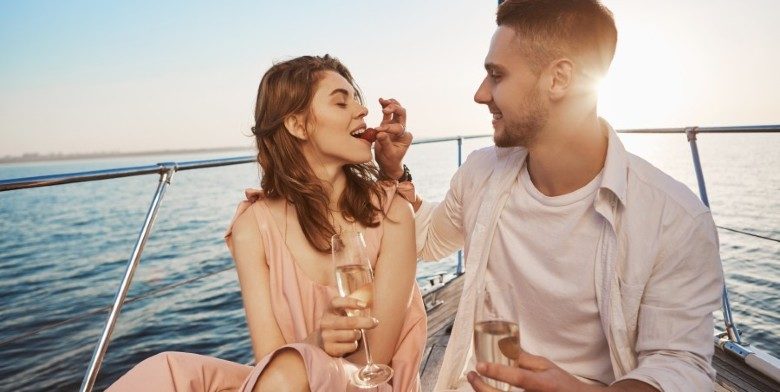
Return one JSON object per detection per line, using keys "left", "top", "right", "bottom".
{"left": 1, "top": 139, "right": 779, "bottom": 390}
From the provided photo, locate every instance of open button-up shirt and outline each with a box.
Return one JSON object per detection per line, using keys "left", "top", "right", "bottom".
{"left": 415, "top": 120, "right": 724, "bottom": 391}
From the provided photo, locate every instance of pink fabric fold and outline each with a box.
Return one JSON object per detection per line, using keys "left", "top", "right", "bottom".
{"left": 225, "top": 184, "right": 426, "bottom": 391}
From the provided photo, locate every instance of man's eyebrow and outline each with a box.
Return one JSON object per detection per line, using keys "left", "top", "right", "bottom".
{"left": 484, "top": 63, "right": 504, "bottom": 73}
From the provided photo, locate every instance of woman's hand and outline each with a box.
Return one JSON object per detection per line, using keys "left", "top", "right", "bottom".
{"left": 305, "top": 296, "right": 379, "bottom": 357}
{"left": 374, "top": 97, "right": 412, "bottom": 180}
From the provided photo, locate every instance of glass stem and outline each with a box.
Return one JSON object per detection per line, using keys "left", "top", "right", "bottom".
{"left": 360, "top": 329, "right": 374, "bottom": 365}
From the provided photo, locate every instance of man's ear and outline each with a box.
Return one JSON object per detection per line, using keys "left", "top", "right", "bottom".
{"left": 284, "top": 113, "right": 308, "bottom": 140}
{"left": 548, "top": 58, "right": 573, "bottom": 101}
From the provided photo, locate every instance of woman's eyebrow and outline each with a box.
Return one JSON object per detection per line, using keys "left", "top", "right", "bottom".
{"left": 329, "top": 88, "right": 351, "bottom": 98}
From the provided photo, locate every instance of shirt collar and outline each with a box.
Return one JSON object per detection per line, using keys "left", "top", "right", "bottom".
{"left": 598, "top": 118, "right": 629, "bottom": 207}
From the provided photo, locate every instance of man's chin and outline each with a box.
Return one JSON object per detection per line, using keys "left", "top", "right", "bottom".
{"left": 493, "top": 130, "right": 518, "bottom": 148}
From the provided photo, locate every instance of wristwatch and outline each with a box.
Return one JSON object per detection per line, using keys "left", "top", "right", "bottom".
{"left": 397, "top": 164, "right": 412, "bottom": 182}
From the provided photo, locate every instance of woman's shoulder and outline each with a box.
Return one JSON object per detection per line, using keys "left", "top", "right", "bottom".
{"left": 381, "top": 182, "right": 413, "bottom": 224}
{"left": 224, "top": 188, "right": 268, "bottom": 241}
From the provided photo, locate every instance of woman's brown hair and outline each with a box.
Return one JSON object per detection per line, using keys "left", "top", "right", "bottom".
{"left": 252, "top": 55, "right": 386, "bottom": 252}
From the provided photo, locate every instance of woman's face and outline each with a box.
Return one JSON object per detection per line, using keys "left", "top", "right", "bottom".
{"left": 303, "top": 70, "right": 371, "bottom": 166}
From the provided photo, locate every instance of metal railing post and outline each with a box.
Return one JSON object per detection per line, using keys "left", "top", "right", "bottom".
{"left": 78, "top": 164, "right": 176, "bottom": 392}
{"left": 456, "top": 137, "right": 464, "bottom": 275}
{"left": 685, "top": 127, "right": 742, "bottom": 344}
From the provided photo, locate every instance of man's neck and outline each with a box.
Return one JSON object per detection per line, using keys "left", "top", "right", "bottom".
{"left": 525, "top": 115, "right": 607, "bottom": 197}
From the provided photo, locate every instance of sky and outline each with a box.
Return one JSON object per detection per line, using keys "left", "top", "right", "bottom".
{"left": 0, "top": 0, "right": 778, "bottom": 156}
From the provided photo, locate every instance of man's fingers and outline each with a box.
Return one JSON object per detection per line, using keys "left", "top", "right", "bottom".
{"left": 516, "top": 350, "right": 551, "bottom": 371}
{"left": 498, "top": 337, "right": 519, "bottom": 360}
{"left": 466, "top": 371, "right": 501, "bottom": 392}
{"left": 476, "top": 362, "right": 535, "bottom": 388}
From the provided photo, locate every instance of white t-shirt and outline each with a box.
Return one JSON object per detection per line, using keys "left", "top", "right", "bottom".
{"left": 485, "top": 162, "right": 615, "bottom": 386}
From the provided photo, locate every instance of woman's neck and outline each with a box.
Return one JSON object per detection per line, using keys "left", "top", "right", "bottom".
{"left": 307, "top": 158, "right": 347, "bottom": 211}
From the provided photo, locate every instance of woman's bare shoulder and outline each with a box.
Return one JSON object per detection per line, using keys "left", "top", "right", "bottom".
{"left": 230, "top": 204, "right": 261, "bottom": 243}
{"left": 385, "top": 193, "right": 414, "bottom": 224}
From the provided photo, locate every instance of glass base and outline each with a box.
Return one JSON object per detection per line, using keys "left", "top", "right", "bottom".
{"left": 351, "top": 363, "right": 393, "bottom": 388}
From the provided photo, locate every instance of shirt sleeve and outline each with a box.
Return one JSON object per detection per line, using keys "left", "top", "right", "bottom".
{"left": 616, "top": 211, "right": 724, "bottom": 391}
{"left": 414, "top": 162, "right": 467, "bottom": 262}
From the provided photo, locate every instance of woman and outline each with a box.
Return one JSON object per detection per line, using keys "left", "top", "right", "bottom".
{"left": 108, "top": 55, "right": 426, "bottom": 392}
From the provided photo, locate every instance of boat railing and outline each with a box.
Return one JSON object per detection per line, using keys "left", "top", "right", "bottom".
{"left": 1, "top": 126, "right": 778, "bottom": 391}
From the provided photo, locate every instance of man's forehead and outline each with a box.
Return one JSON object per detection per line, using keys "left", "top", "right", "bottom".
{"left": 485, "top": 26, "right": 523, "bottom": 69}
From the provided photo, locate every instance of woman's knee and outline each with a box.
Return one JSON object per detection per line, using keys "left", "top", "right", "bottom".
{"left": 253, "top": 349, "right": 310, "bottom": 392}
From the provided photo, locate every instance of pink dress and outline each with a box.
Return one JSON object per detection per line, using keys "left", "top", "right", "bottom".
{"left": 231, "top": 186, "right": 427, "bottom": 391}
{"left": 108, "top": 185, "right": 427, "bottom": 392}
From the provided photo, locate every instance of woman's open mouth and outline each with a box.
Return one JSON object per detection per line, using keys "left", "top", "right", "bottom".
{"left": 350, "top": 127, "right": 378, "bottom": 143}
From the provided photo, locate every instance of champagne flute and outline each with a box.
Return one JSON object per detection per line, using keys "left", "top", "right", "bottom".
{"left": 332, "top": 230, "right": 393, "bottom": 388}
{"left": 473, "top": 279, "right": 521, "bottom": 391}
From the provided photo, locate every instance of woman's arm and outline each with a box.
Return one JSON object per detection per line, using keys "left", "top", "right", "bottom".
{"left": 350, "top": 195, "right": 417, "bottom": 365}
{"left": 228, "top": 206, "right": 287, "bottom": 362}
{"left": 229, "top": 205, "right": 376, "bottom": 362}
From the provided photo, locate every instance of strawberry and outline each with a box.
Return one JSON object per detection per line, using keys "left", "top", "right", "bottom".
{"left": 359, "top": 128, "right": 378, "bottom": 143}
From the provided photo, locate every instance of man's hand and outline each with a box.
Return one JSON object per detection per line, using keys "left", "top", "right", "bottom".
{"left": 467, "top": 350, "right": 658, "bottom": 392}
{"left": 374, "top": 97, "right": 412, "bottom": 180}
{"left": 467, "top": 350, "right": 600, "bottom": 392}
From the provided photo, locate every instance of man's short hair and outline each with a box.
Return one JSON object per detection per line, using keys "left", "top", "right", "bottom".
{"left": 497, "top": 0, "right": 617, "bottom": 78}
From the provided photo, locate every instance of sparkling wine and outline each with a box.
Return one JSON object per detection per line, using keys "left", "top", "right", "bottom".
{"left": 335, "top": 264, "right": 373, "bottom": 317}
{"left": 473, "top": 320, "right": 520, "bottom": 391}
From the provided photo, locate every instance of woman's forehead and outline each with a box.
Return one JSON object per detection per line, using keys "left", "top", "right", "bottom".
{"left": 316, "top": 71, "right": 355, "bottom": 97}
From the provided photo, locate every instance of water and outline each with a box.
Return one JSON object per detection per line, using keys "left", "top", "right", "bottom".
{"left": 0, "top": 134, "right": 778, "bottom": 391}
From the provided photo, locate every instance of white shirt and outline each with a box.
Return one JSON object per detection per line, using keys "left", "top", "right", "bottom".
{"left": 414, "top": 119, "right": 724, "bottom": 392}
{"left": 485, "top": 164, "right": 613, "bottom": 385}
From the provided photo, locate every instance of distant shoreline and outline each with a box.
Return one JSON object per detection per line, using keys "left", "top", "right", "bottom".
{"left": 0, "top": 146, "right": 254, "bottom": 164}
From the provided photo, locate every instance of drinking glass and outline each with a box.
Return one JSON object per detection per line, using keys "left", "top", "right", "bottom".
{"left": 332, "top": 230, "right": 393, "bottom": 388}
{"left": 473, "top": 279, "right": 521, "bottom": 391}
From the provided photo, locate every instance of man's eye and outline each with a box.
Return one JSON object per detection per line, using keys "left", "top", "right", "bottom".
{"left": 337, "top": 103, "right": 347, "bottom": 108}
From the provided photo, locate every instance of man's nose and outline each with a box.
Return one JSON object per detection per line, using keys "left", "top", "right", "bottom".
{"left": 474, "top": 78, "right": 491, "bottom": 104}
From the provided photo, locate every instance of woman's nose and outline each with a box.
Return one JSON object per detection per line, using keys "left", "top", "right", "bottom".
{"left": 356, "top": 104, "right": 368, "bottom": 118}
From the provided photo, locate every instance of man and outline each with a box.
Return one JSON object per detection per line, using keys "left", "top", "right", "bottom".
{"left": 373, "top": 0, "right": 724, "bottom": 391}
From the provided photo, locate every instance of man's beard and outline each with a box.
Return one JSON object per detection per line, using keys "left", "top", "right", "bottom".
{"left": 493, "top": 91, "right": 548, "bottom": 148}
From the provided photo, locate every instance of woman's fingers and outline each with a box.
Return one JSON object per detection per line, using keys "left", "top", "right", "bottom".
{"left": 321, "top": 328, "right": 362, "bottom": 343}
{"left": 330, "top": 296, "right": 367, "bottom": 311}
{"left": 323, "top": 341, "right": 360, "bottom": 357}
{"left": 321, "top": 314, "right": 379, "bottom": 330}
{"left": 378, "top": 97, "right": 406, "bottom": 130}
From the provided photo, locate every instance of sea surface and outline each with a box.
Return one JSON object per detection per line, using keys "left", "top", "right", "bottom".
{"left": 1, "top": 134, "right": 778, "bottom": 391}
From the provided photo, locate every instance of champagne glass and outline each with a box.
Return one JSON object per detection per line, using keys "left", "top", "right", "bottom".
{"left": 332, "top": 230, "right": 393, "bottom": 388}
{"left": 473, "top": 279, "right": 521, "bottom": 391}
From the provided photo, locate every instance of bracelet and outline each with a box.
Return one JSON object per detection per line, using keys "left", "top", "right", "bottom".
{"left": 397, "top": 164, "right": 412, "bottom": 182}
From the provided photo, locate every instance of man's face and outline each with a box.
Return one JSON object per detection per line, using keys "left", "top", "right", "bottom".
{"left": 474, "top": 26, "right": 549, "bottom": 148}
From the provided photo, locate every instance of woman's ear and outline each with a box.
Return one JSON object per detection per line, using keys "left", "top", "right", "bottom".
{"left": 284, "top": 113, "right": 308, "bottom": 140}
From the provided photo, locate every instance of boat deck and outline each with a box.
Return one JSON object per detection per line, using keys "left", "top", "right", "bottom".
{"left": 419, "top": 275, "right": 780, "bottom": 392}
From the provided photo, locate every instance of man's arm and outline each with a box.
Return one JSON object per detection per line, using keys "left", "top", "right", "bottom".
{"left": 617, "top": 211, "right": 724, "bottom": 391}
